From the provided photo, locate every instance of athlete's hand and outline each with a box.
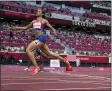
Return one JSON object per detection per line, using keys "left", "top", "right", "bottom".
{"left": 8, "top": 28, "right": 16, "bottom": 31}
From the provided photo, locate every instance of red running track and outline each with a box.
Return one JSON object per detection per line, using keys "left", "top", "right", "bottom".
{"left": 1, "top": 66, "right": 111, "bottom": 91}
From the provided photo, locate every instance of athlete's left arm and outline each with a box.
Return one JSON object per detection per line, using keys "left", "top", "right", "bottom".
{"left": 45, "top": 20, "right": 57, "bottom": 35}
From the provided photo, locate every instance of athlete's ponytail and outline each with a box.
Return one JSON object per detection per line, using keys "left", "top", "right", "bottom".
{"left": 42, "top": 7, "right": 51, "bottom": 19}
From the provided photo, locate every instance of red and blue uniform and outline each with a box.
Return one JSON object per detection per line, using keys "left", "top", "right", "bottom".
{"left": 32, "top": 19, "right": 47, "bottom": 43}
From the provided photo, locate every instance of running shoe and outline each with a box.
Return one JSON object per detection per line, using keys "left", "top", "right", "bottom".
{"left": 30, "top": 67, "right": 40, "bottom": 76}
{"left": 64, "top": 57, "right": 70, "bottom": 66}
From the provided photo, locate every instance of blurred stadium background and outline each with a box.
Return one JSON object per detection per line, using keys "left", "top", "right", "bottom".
{"left": 0, "top": 1, "right": 111, "bottom": 68}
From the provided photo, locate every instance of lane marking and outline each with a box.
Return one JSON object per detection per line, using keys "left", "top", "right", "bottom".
{"left": 1, "top": 76, "right": 110, "bottom": 86}
{"left": 42, "top": 86, "right": 111, "bottom": 91}
{"left": 56, "top": 72, "right": 110, "bottom": 80}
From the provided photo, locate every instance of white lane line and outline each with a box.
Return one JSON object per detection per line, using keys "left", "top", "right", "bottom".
{"left": 43, "top": 86, "right": 111, "bottom": 91}
{"left": 1, "top": 81, "right": 110, "bottom": 86}
{"left": 2, "top": 78, "right": 110, "bottom": 83}
{"left": 1, "top": 76, "right": 110, "bottom": 86}
{"left": 1, "top": 78, "right": 110, "bottom": 82}
{"left": 1, "top": 75, "right": 110, "bottom": 81}
{"left": 1, "top": 75, "right": 110, "bottom": 82}
{"left": 56, "top": 72, "right": 110, "bottom": 80}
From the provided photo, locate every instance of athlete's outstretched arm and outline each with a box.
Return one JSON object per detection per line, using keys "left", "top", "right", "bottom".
{"left": 9, "top": 22, "right": 33, "bottom": 31}
{"left": 45, "top": 20, "right": 57, "bottom": 35}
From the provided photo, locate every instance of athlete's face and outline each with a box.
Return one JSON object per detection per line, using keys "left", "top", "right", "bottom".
{"left": 36, "top": 9, "right": 43, "bottom": 17}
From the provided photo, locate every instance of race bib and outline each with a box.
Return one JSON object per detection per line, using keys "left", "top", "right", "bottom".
{"left": 33, "top": 22, "right": 41, "bottom": 29}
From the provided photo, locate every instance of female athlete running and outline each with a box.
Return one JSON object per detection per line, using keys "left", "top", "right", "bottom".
{"left": 9, "top": 7, "right": 72, "bottom": 75}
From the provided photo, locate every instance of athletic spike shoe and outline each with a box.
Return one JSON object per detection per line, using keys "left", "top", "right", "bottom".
{"left": 30, "top": 67, "right": 40, "bottom": 76}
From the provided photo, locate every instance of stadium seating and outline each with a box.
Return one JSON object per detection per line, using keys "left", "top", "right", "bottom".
{"left": 84, "top": 12, "right": 110, "bottom": 21}
{"left": 56, "top": 30, "right": 111, "bottom": 52}
{"left": 0, "top": 1, "right": 110, "bottom": 22}
{"left": 91, "top": 1, "right": 111, "bottom": 8}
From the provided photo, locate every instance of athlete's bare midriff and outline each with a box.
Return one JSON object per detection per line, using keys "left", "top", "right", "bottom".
{"left": 32, "top": 18, "right": 45, "bottom": 36}
{"left": 35, "top": 31, "right": 43, "bottom": 36}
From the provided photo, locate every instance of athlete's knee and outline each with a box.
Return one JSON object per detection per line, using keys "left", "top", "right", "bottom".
{"left": 26, "top": 48, "right": 30, "bottom": 54}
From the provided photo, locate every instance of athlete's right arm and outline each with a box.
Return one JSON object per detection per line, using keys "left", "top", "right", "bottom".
{"left": 8, "top": 22, "right": 33, "bottom": 31}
